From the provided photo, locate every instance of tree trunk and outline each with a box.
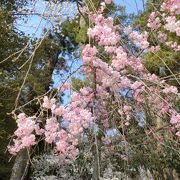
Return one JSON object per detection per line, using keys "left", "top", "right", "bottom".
{"left": 10, "top": 149, "right": 29, "bottom": 180}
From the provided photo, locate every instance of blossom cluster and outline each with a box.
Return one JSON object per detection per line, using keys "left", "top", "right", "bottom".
{"left": 147, "top": 0, "right": 180, "bottom": 51}
{"left": 124, "top": 27, "right": 149, "bottom": 49}
{"left": 147, "top": 12, "right": 161, "bottom": 32}
{"left": 8, "top": 113, "right": 40, "bottom": 155}
{"left": 42, "top": 90, "right": 94, "bottom": 159}
{"left": 161, "top": 0, "right": 180, "bottom": 14}
{"left": 164, "top": 16, "right": 180, "bottom": 37}
{"left": 8, "top": 87, "right": 94, "bottom": 159}
{"left": 87, "top": 14, "right": 120, "bottom": 46}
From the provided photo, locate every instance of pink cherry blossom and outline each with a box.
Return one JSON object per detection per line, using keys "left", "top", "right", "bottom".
{"left": 164, "top": 16, "right": 180, "bottom": 36}
{"left": 147, "top": 12, "right": 161, "bottom": 31}
{"left": 170, "top": 112, "right": 180, "bottom": 125}
{"left": 162, "top": 86, "right": 178, "bottom": 94}
{"left": 131, "top": 81, "right": 142, "bottom": 90}
{"left": 104, "top": 0, "right": 113, "bottom": 5}
{"left": 124, "top": 27, "right": 149, "bottom": 49}
{"left": 82, "top": 45, "right": 97, "bottom": 63}
{"left": 42, "top": 96, "right": 56, "bottom": 109}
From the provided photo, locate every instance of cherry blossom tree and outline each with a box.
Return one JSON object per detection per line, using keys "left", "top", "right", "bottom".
{"left": 7, "top": 0, "right": 180, "bottom": 179}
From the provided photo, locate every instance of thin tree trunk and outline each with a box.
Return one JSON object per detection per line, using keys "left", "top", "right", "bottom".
{"left": 92, "top": 68, "right": 102, "bottom": 180}
{"left": 92, "top": 136, "right": 101, "bottom": 180}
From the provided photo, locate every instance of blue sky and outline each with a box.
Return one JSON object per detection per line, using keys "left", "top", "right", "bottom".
{"left": 16, "top": 0, "right": 146, "bottom": 37}
{"left": 16, "top": 0, "right": 78, "bottom": 37}
{"left": 116, "top": 0, "right": 145, "bottom": 14}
